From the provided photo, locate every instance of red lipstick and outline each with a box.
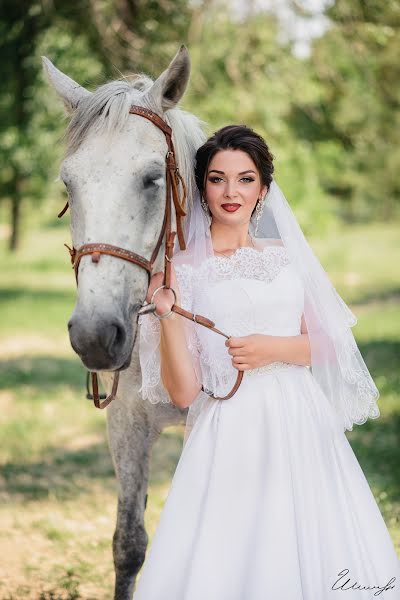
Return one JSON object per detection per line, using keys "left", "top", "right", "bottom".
{"left": 221, "top": 204, "right": 241, "bottom": 212}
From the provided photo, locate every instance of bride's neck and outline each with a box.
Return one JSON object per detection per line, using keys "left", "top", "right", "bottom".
{"left": 210, "top": 221, "right": 251, "bottom": 251}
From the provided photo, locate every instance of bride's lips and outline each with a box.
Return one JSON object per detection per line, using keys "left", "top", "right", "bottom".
{"left": 221, "top": 203, "right": 241, "bottom": 212}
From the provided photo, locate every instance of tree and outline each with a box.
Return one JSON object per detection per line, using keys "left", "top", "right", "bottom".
{"left": 0, "top": 0, "right": 191, "bottom": 250}
{"left": 287, "top": 0, "right": 400, "bottom": 220}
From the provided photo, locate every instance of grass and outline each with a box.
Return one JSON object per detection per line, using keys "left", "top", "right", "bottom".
{"left": 0, "top": 209, "right": 399, "bottom": 598}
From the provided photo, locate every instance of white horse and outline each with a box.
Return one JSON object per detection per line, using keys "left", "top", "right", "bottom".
{"left": 43, "top": 45, "right": 205, "bottom": 599}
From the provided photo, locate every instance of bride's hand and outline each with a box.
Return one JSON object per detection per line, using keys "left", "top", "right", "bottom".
{"left": 146, "top": 264, "right": 181, "bottom": 316}
{"left": 225, "top": 334, "right": 277, "bottom": 370}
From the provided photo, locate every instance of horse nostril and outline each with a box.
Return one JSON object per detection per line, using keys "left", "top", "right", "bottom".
{"left": 103, "top": 320, "right": 126, "bottom": 354}
{"left": 67, "top": 314, "right": 128, "bottom": 366}
{"left": 113, "top": 321, "right": 126, "bottom": 348}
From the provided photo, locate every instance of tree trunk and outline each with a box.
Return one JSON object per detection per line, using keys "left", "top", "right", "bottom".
{"left": 9, "top": 174, "right": 22, "bottom": 251}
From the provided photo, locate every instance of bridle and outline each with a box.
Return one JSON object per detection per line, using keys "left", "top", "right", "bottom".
{"left": 60, "top": 105, "right": 243, "bottom": 409}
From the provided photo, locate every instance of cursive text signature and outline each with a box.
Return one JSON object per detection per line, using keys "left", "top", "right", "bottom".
{"left": 332, "top": 569, "right": 396, "bottom": 596}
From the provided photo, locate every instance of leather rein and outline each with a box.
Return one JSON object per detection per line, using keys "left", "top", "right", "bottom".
{"left": 60, "top": 105, "right": 243, "bottom": 409}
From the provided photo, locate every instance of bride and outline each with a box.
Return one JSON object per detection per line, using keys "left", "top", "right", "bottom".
{"left": 133, "top": 124, "right": 400, "bottom": 599}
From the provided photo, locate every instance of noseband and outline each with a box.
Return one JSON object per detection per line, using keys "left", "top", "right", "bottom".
{"left": 60, "top": 105, "right": 243, "bottom": 409}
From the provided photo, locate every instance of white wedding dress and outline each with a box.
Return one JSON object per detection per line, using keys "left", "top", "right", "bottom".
{"left": 134, "top": 245, "right": 400, "bottom": 600}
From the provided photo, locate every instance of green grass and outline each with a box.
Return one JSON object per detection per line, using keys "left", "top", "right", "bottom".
{"left": 0, "top": 212, "right": 399, "bottom": 598}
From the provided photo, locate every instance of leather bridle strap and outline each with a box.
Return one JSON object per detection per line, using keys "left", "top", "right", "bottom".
{"left": 65, "top": 242, "right": 154, "bottom": 287}
{"left": 91, "top": 370, "right": 120, "bottom": 409}
{"left": 171, "top": 305, "right": 244, "bottom": 399}
{"left": 129, "top": 106, "right": 187, "bottom": 257}
{"left": 60, "top": 104, "right": 243, "bottom": 407}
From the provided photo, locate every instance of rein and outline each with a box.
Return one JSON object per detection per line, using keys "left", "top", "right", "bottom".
{"left": 59, "top": 105, "right": 243, "bottom": 408}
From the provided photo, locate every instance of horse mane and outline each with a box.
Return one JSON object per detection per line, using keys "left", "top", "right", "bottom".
{"left": 65, "top": 74, "right": 206, "bottom": 208}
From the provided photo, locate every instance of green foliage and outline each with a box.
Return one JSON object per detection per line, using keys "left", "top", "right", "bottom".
{"left": 289, "top": 0, "right": 400, "bottom": 220}
{"left": 0, "top": 0, "right": 191, "bottom": 249}
{"left": 1, "top": 0, "right": 399, "bottom": 249}
{"left": 181, "top": 9, "right": 332, "bottom": 233}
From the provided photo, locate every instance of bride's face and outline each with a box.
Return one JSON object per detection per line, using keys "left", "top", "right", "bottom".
{"left": 204, "top": 149, "right": 267, "bottom": 226}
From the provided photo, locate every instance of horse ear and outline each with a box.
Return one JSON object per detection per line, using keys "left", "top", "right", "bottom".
{"left": 146, "top": 45, "right": 191, "bottom": 113}
{"left": 42, "top": 56, "right": 91, "bottom": 114}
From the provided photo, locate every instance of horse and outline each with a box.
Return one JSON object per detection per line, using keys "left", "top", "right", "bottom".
{"left": 42, "top": 45, "right": 205, "bottom": 599}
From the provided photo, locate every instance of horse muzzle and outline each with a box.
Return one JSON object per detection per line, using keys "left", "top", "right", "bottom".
{"left": 68, "top": 312, "right": 134, "bottom": 371}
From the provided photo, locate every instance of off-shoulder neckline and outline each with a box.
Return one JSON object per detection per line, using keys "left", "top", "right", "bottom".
{"left": 173, "top": 245, "right": 287, "bottom": 272}
{"left": 211, "top": 244, "right": 285, "bottom": 260}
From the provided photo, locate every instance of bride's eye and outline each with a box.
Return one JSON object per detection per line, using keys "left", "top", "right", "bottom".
{"left": 207, "top": 176, "right": 255, "bottom": 183}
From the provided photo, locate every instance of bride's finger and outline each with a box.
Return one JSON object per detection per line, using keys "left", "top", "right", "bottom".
{"left": 229, "top": 349, "right": 247, "bottom": 357}
{"left": 232, "top": 362, "right": 249, "bottom": 371}
{"left": 232, "top": 357, "right": 247, "bottom": 366}
{"left": 231, "top": 353, "right": 247, "bottom": 361}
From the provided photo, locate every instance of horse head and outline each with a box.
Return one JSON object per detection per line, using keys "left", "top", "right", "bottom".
{"left": 43, "top": 46, "right": 204, "bottom": 374}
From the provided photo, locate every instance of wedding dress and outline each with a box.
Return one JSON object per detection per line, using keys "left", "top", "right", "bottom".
{"left": 133, "top": 244, "right": 400, "bottom": 600}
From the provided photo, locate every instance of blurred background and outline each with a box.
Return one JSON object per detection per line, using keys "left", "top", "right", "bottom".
{"left": 0, "top": 0, "right": 399, "bottom": 597}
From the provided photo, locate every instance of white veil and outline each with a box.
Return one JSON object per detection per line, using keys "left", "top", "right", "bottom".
{"left": 138, "top": 179, "right": 380, "bottom": 447}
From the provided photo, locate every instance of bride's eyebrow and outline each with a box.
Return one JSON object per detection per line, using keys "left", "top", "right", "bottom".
{"left": 208, "top": 169, "right": 256, "bottom": 175}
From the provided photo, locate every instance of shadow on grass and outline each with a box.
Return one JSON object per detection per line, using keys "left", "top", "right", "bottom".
{"left": 1, "top": 440, "right": 117, "bottom": 502}
{"left": 348, "top": 412, "right": 400, "bottom": 522}
{"left": 1, "top": 427, "right": 184, "bottom": 503}
{"left": 353, "top": 286, "right": 400, "bottom": 306}
{"left": 346, "top": 340, "right": 400, "bottom": 522}
{"left": 1, "top": 333, "right": 398, "bottom": 513}
{"left": 0, "top": 356, "right": 86, "bottom": 392}
{"left": 356, "top": 339, "right": 400, "bottom": 387}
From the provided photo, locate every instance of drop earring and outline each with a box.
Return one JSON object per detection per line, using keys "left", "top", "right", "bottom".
{"left": 254, "top": 196, "right": 265, "bottom": 237}
{"left": 201, "top": 195, "right": 212, "bottom": 226}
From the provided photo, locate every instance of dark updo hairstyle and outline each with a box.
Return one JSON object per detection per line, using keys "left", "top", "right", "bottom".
{"left": 194, "top": 124, "right": 275, "bottom": 217}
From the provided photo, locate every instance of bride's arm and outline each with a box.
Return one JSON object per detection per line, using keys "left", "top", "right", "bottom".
{"left": 148, "top": 263, "right": 201, "bottom": 409}
{"left": 272, "top": 335, "right": 311, "bottom": 367}
{"left": 159, "top": 312, "right": 202, "bottom": 409}
{"left": 227, "top": 314, "right": 311, "bottom": 369}
{"left": 271, "top": 314, "right": 311, "bottom": 366}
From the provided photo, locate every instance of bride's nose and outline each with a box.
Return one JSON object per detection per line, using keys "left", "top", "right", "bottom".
{"left": 223, "top": 180, "right": 239, "bottom": 199}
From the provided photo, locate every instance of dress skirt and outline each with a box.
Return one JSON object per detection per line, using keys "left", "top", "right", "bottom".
{"left": 133, "top": 364, "right": 400, "bottom": 600}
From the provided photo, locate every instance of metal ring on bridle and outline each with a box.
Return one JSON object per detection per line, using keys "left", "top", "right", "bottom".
{"left": 59, "top": 104, "right": 243, "bottom": 408}
{"left": 150, "top": 285, "right": 177, "bottom": 318}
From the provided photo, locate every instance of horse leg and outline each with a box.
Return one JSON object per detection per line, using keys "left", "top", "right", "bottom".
{"left": 105, "top": 385, "right": 157, "bottom": 600}
{"left": 113, "top": 487, "right": 149, "bottom": 600}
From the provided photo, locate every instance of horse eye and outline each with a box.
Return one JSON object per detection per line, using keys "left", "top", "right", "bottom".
{"left": 60, "top": 173, "right": 70, "bottom": 187}
{"left": 61, "top": 177, "right": 71, "bottom": 194}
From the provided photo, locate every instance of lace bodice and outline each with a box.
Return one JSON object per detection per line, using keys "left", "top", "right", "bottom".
{"left": 138, "top": 245, "right": 305, "bottom": 403}
{"left": 178, "top": 246, "right": 301, "bottom": 332}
